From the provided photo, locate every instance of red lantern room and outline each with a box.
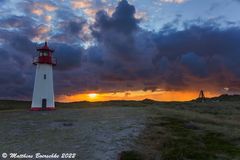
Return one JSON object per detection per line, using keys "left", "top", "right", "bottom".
{"left": 33, "top": 42, "right": 56, "bottom": 66}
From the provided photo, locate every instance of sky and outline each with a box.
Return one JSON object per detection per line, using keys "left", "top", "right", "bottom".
{"left": 0, "top": 0, "right": 240, "bottom": 102}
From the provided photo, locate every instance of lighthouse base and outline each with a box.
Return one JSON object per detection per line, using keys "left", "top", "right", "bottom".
{"left": 31, "top": 107, "right": 56, "bottom": 111}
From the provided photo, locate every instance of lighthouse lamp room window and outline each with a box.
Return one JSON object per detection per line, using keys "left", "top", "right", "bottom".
{"left": 31, "top": 42, "right": 56, "bottom": 111}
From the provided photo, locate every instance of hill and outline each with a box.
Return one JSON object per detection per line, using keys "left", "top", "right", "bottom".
{"left": 0, "top": 99, "right": 158, "bottom": 111}
{"left": 194, "top": 94, "right": 240, "bottom": 102}
{"left": 1, "top": 94, "right": 240, "bottom": 111}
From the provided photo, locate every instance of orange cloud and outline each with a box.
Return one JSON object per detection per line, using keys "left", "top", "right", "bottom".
{"left": 32, "top": 25, "right": 51, "bottom": 42}
{"left": 37, "top": 25, "right": 50, "bottom": 34}
{"left": 83, "top": 8, "right": 98, "bottom": 17}
{"left": 31, "top": 9, "right": 43, "bottom": 16}
{"left": 72, "top": 1, "right": 92, "bottom": 9}
{"left": 45, "top": 15, "right": 52, "bottom": 22}
{"left": 33, "top": 2, "right": 57, "bottom": 12}
{"left": 42, "top": 4, "right": 58, "bottom": 12}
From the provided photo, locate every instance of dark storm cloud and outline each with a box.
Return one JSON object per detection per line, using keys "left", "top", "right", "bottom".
{"left": 0, "top": 15, "right": 36, "bottom": 37}
{"left": 0, "top": 0, "right": 240, "bottom": 100}
{"left": 86, "top": 0, "right": 240, "bottom": 92}
{"left": 0, "top": 43, "right": 34, "bottom": 99}
{"left": 153, "top": 25, "right": 240, "bottom": 75}
{"left": 180, "top": 52, "right": 208, "bottom": 78}
{"left": 53, "top": 8, "right": 88, "bottom": 43}
{"left": 0, "top": 29, "right": 35, "bottom": 55}
{"left": 10, "top": 35, "right": 35, "bottom": 53}
{"left": 85, "top": 47, "right": 104, "bottom": 66}
{"left": 52, "top": 43, "right": 82, "bottom": 70}
{"left": 61, "top": 19, "right": 87, "bottom": 38}
{"left": 92, "top": 0, "right": 139, "bottom": 35}
{"left": 154, "top": 25, "right": 240, "bottom": 58}
{"left": 65, "top": 20, "right": 85, "bottom": 35}
{"left": 0, "top": 16, "right": 32, "bottom": 28}
{"left": 0, "top": 30, "right": 35, "bottom": 99}
{"left": 91, "top": 0, "right": 142, "bottom": 62}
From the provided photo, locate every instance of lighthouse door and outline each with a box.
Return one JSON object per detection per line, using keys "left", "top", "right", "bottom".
{"left": 42, "top": 99, "right": 47, "bottom": 108}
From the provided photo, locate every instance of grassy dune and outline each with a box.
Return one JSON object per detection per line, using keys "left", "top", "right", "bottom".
{"left": 0, "top": 100, "right": 240, "bottom": 160}
{"left": 134, "top": 101, "right": 240, "bottom": 160}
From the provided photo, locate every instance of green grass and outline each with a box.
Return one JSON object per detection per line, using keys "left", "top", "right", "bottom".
{"left": 135, "top": 101, "right": 240, "bottom": 160}
{"left": 0, "top": 100, "right": 30, "bottom": 110}
{"left": 159, "top": 117, "right": 240, "bottom": 160}
{"left": 0, "top": 100, "right": 149, "bottom": 111}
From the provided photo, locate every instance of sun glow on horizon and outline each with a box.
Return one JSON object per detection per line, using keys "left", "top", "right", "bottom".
{"left": 57, "top": 90, "right": 219, "bottom": 102}
{"left": 88, "top": 93, "right": 98, "bottom": 99}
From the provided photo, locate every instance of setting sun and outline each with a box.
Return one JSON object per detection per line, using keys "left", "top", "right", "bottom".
{"left": 88, "top": 93, "right": 98, "bottom": 99}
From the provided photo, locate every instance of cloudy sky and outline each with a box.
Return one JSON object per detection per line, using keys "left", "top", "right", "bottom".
{"left": 0, "top": 0, "right": 240, "bottom": 101}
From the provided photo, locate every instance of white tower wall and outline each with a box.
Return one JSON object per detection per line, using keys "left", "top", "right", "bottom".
{"left": 31, "top": 64, "right": 55, "bottom": 109}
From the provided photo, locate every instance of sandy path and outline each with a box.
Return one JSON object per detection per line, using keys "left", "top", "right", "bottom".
{"left": 0, "top": 107, "right": 147, "bottom": 160}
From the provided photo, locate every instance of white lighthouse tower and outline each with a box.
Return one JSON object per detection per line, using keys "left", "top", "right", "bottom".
{"left": 31, "top": 42, "right": 56, "bottom": 111}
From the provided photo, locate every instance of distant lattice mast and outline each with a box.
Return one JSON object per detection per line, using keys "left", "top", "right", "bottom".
{"left": 198, "top": 90, "right": 205, "bottom": 102}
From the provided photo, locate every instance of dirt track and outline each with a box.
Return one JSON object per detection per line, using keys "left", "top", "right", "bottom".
{"left": 0, "top": 107, "right": 147, "bottom": 160}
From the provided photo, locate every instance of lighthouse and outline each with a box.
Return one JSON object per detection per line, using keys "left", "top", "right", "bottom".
{"left": 31, "top": 42, "right": 56, "bottom": 111}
